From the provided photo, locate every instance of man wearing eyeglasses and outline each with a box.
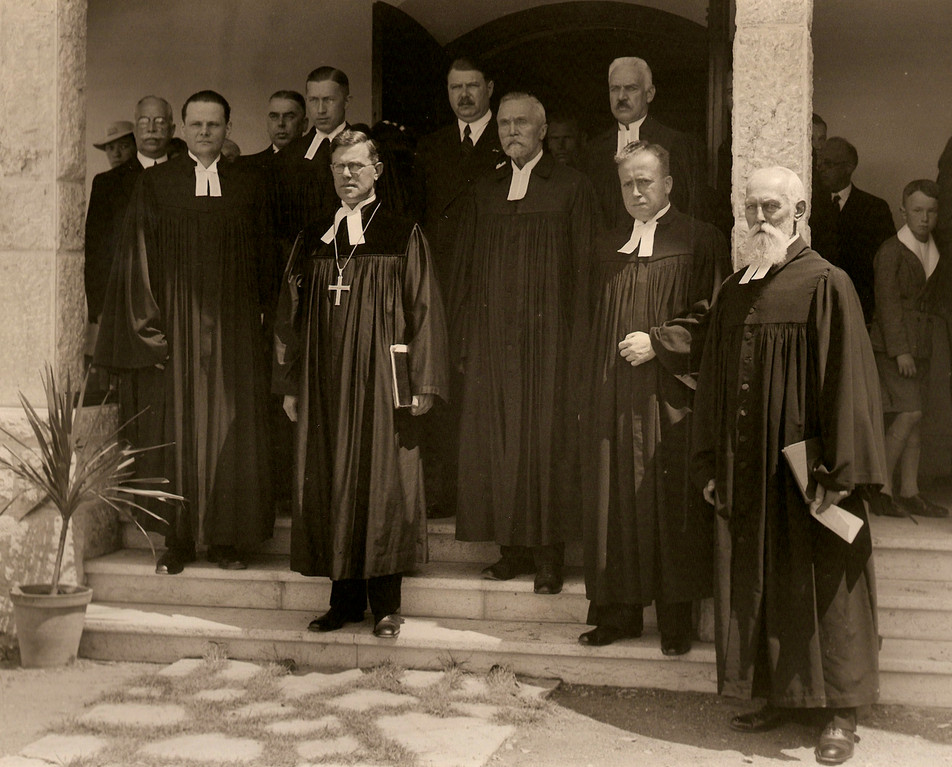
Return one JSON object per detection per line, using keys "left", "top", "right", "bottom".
{"left": 274, "top": 129, "right": 448, "bottom": 639}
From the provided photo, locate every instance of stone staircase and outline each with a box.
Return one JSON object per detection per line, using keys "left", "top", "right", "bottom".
{"left": 79, "top": 513, "right": 952, "bottom": 706}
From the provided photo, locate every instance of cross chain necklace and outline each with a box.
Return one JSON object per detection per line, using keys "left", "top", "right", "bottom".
{"left": 328, "top": 202, "right": 380, "bottom": 306}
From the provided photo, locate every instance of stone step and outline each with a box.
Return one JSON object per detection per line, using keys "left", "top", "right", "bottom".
{"left": 85, "top": 549, "right": 952, "bottom": 642}
{"left": 77, "top": 601, "right": 952, "bottom": 707}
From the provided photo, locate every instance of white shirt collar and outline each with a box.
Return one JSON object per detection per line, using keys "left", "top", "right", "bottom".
{"left": 271, "top": 144, "right": 280, "bottom": 153}
{"left": 137, "top": 151, "right": 168, "bottom": 169}
{"left": 898, "top": 224, "right": 940, "bottom": 279}
{"left": 322, "top": 194, "right": 377, "bottom": 245}
{"left": 189, "top": 151, "right": 222, "bottom": 197}
{"left": 831, "top": 183, "right": 852, "bottom": 209}
{"left": 616, "top": 115, "right": 648, "bottom": 154}
{"left": 459, "top": 110, "right": 492, "bottom": 145}
{"left": 507, "top": 149, "right": 544, "bottom": 201}
{"left": 304, "top": 122, "right": 346, "bottom": 160}
{"left": 618, "top": 203, "right": 670, "bottom": 256}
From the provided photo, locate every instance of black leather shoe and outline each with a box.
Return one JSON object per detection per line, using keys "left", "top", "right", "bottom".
{"left": 661, "top": 637, "right": 692, "bottom": 656}
{"left": 533, "top": 563, "right": 563, "bottom": 594}
{"left": 481, "top": 557, "right": 534, "bottom": 581}
{"left": 307, "top": 608, "right": 364, "bottom": 632}
{"left": 815, "top": 724, "right": 855, "bottom": 764}
{"left": 578, "top": 625, "right": 640, "bottom": 647}
{"left": 155, "top": 547, "right": 196, "bottom": 575}
{"left": 897, "top": 494, "right": 949, "bottom": 518}
{"left": 730, "top": 705, "right": 788, "bottom": 732}
{"left": 372, "top": 614, "right": 403, "bottom": 638}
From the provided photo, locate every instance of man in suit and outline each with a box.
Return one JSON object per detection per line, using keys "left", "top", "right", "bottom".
{"left": 85, "top": 96, "right": 176, "bottom": 358}
{"left": 275, "top": 67, "right": 351, "bottom": 245}
{"left": 413, "top": 55, "right": 504, "bottom": 518}
{"left": 811, "top": 136, "right": 895, "bottom": 323}
{"left": 581, "top": 57, "right": 702, "bottom": 227}
{"left": 245, "top": 90, "right": 308, "bottom": 164}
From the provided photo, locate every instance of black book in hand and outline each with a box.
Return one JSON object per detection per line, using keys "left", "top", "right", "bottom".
{"left": 390, "top": 344, "right": 412, "bottom": 408}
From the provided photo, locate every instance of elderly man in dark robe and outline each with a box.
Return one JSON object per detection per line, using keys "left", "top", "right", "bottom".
{"left": 274, "top": 130, "right": 448, "bottom": 639}
{"left": 580, "top": 140, "right": 730, "bottom": 654}
{"left": 453, "top": 91, "right": 597, "bottom": 595}
{"left": 692, "top": 166, "right": 887, "bottom": 766}
{"left": 95, "top": 90, "right": 275, "bottom": 574}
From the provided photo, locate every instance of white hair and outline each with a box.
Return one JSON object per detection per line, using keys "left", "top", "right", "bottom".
{"left": 608, "top": 57, "right": 653, "bottom": 87}
{"left": 747, "top": 166, "right": 805, "bottom": 206}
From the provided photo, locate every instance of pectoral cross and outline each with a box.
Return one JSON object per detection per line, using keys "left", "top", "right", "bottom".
{"left": 328, "top": 271, "right": 350, "bottom": 306}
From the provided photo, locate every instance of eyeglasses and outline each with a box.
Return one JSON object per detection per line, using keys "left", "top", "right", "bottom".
{"left": 330, "top": 162, "right": 375, "bottom": 175}
{"left": 136, "top": 117, "right": 170, "bottom": 130}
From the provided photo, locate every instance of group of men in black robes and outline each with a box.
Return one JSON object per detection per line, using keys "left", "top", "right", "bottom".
{"left": 89, "top": 53, "right": 885, "bottom": 764}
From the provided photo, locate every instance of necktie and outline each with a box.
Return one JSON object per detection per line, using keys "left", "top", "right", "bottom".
{"left": 831, "top": 194, "right": 841, "bottom": 212}
{"left": 461, "top": 124, "right": 474, "bottom": 155}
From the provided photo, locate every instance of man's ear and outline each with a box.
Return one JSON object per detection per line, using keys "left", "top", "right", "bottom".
{"left": 225, "top": 121, "right": 232, "bottom": 139}
{"left": 374, "top": 161, "right": 384, "bottom": 179}
{"left": 794, "top": 200, "right": 807, "bottom": 219}
{"left": 487, "top": 80, "right": 495, "bottom": 99}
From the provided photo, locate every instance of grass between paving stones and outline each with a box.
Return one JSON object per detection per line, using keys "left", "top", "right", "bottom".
{"left": 48, "top": 648, "right": 552, "bottom": 766}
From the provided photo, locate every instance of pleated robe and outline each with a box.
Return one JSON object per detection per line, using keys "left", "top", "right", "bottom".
{"left": 692, "top": 239, "right": 887, "bottom": 707}
{"left": 452, "top": 153, "right": 597, "bottom": 546}
{"left": 581, "top": 209, "right": 730, "bottom": 611}
{"left": 273, "top": 205, "right": 448, "bottom": 580}
{"left": 94, "top": 153, "right": 275, "bottom": 548}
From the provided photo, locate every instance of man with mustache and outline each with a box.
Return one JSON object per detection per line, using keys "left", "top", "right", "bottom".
{"left": 453, "top": 92, "right": 597, "bottom": 595}
{"left": 581, "top": 57, "right": 702, "bottom": 227}
{"left": 413, "top": 55, "right": 503, "bottom": 519}
{"left": 693, "top": 166, "right": 886, "bottom": 766}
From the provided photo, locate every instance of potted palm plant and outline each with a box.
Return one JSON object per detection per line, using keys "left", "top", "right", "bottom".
{"left": 0, "top": 365, "right": 181, "bottom": 667}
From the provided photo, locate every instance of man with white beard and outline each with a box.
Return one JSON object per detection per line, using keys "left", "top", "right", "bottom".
{"left": 693, "top": 166, "right": 886, "bottom": 766}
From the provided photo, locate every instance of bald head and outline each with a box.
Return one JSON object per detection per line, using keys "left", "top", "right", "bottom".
{"left": 608, "top": 57, "right": 655, "bottom": 126}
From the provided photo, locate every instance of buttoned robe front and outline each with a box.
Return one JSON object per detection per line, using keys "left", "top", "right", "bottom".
{"left": 692, "top": 241, "right": 886, "bottom": 707}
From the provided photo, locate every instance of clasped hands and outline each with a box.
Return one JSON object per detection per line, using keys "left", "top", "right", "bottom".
{"left": 283, "top": 393, "right": 435, "bottom": 422}
{"left": 619, "top": 331, "right": 655, "bottom": 367}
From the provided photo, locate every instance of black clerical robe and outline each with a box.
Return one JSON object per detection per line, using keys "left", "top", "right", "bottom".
{"left": 452, "top": 153, "right": 597, "bottom": 547}
{"left": 273, "top": 205, "right": 448, "bottom": 580}
{"left": 582, "top": 209, "right": 730, "bottom": 610}
{"left": 692, "top": 239, "right": 886, "bottom": 707}
{"left": 94, "top": 153, "right": 275, "bottom": 548}
{"left": 275, "top": 127, "right": 343, "bottom": 246}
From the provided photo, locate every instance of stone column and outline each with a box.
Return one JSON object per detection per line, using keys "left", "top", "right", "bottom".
{"left": 0, "top": 0, "right": 89, "bottom": 635}
{"left": 732, "top": 0, "right": 813, "bottom": 247}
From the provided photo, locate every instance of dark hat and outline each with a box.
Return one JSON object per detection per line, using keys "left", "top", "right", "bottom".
{"left": 93, "top": 121, "right": 134, "bottom": 149}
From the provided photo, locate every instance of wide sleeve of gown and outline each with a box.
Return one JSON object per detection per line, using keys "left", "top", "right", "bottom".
{"left": 403, "top": 224, "right": 449, "bottom": 401}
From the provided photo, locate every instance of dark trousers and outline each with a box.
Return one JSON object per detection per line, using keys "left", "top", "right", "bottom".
{"left": 500, "top": 543, "right": 564, "bottom": 568}
{"left": 330, "top": 574, "right": 403, "bottom": 623}
{"left": 589, "top": 600, "right": 693, "bottom": 642}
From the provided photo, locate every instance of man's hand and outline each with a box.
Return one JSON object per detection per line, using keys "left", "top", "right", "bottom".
{"left": 703, "top": 479, "right": 716, "bottom": 506}
{"left": 810, "top": 484, "right": 849, "bottom": 515}
{"left": 283, "top": 395, "right": 298, "bottom": 422}
{"left": 618, "top": 331, "right": 656, "bottom": 367}
{"left": 410, "top": 393, "right": 434, "bottom": 416}
{"left": 896, "top": 353, "right": 917, "bottom": 378}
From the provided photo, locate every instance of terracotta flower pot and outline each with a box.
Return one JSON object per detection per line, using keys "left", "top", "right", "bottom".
{"left": 10, "top": 584, "right": 93, "bottom": 668}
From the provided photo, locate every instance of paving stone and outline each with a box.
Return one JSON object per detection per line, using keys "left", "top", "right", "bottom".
{"left": 516, "top": 681, "right": 551, "bottom": 700}
{"left": 20, "top": 734, "right": 107, "bottom": 763}
{"left": 452, "top": 676, "right": 491, "bottom": 698}
{"left": 400, "top": 669, "right": 445, "bottom": 689}
{"left": 125, "top": 686, "right": 163, "bottom": 698}
{"left": 158, "top": 658, "right": 205, "bottom": 677}
{"left": 217, "top": 659, "right": 263, "bottom": 682}
{"left": 79, "top": 702, "right": 188, "bottom": 727}
{"left": 278, "top": 668, "right": 364, "bottom": 698}
{"left": 378, "top": 712, "right": 514, "bottom": 767}
{"left": 265, "top": 715, "right": 340, "bottom": 735}
{"left": 329, "top": 689, "right": 418, "bottom": 711}
{"left": 452, "top": 701, "right": 503, "bottom": 720}
{"left": 228, "top": 701, "right": 294, "bottom": 720}
{"left": 140, "top": 733, "right": 263, "bottom": 762}
{"left": 0, "top": 757, "right": 54, "bottom": 767}
{"left": 297, "top": 735, "right": 361, "bottom": 760}
{"left": 193, "top": 687, "right": 245, "bottom": 702}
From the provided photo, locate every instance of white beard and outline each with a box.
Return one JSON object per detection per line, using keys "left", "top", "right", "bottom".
{"left": 735, "top": 223, "right": 791, "bottom": 271}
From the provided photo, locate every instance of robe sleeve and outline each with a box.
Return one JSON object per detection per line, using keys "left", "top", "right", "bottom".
{"left": 271, "top": 230, "right": 308, "bottom": 397}
{"left": 811, "top": 267, "right": 887, "bottom": 492}
{"left": 691, "top": 290, "right": 724, "bottom": 492}
{"left": 650, "top": 222, "right": 731, "bottom": 388}
{"left": 93, "top": 176, "right": 168, "bottom": 370}
{"left": 403, "top": 224, "right": 449, "bottom": 402}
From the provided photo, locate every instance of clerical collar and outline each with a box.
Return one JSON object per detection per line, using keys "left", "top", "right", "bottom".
{"left": 137, "top": 151, "right": 168, "bottom": 169}
{"left": 188, "top": 151, "right": 222, "bottom": 197}
{"left": 305, "top": 122, "right": 346, "bottom": 160}
{"left": 459, "top": 110, "right": 492, "bottom": 145}
{"left": 898, "top": 224, "right": 940, "bottom": 280}
{"left": 507, "top": 149, "right": 543, "bottom": 201}
{"left": 831, "top": 183, "right": 852, "bottom": 209}
{"left": 618, "top": 203, "right": 670, "bottom": 256}
{"left": 271, "top": 144, "right": 280, "bottom": 153}
{"left": 616, "top": 115, "right": 647, "bottom": 154}
{"left": 321, "top": 194, "right": 378, "bottom": 245}
{"left": 739, "top": 233, "right": 799, "bottom": 283}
